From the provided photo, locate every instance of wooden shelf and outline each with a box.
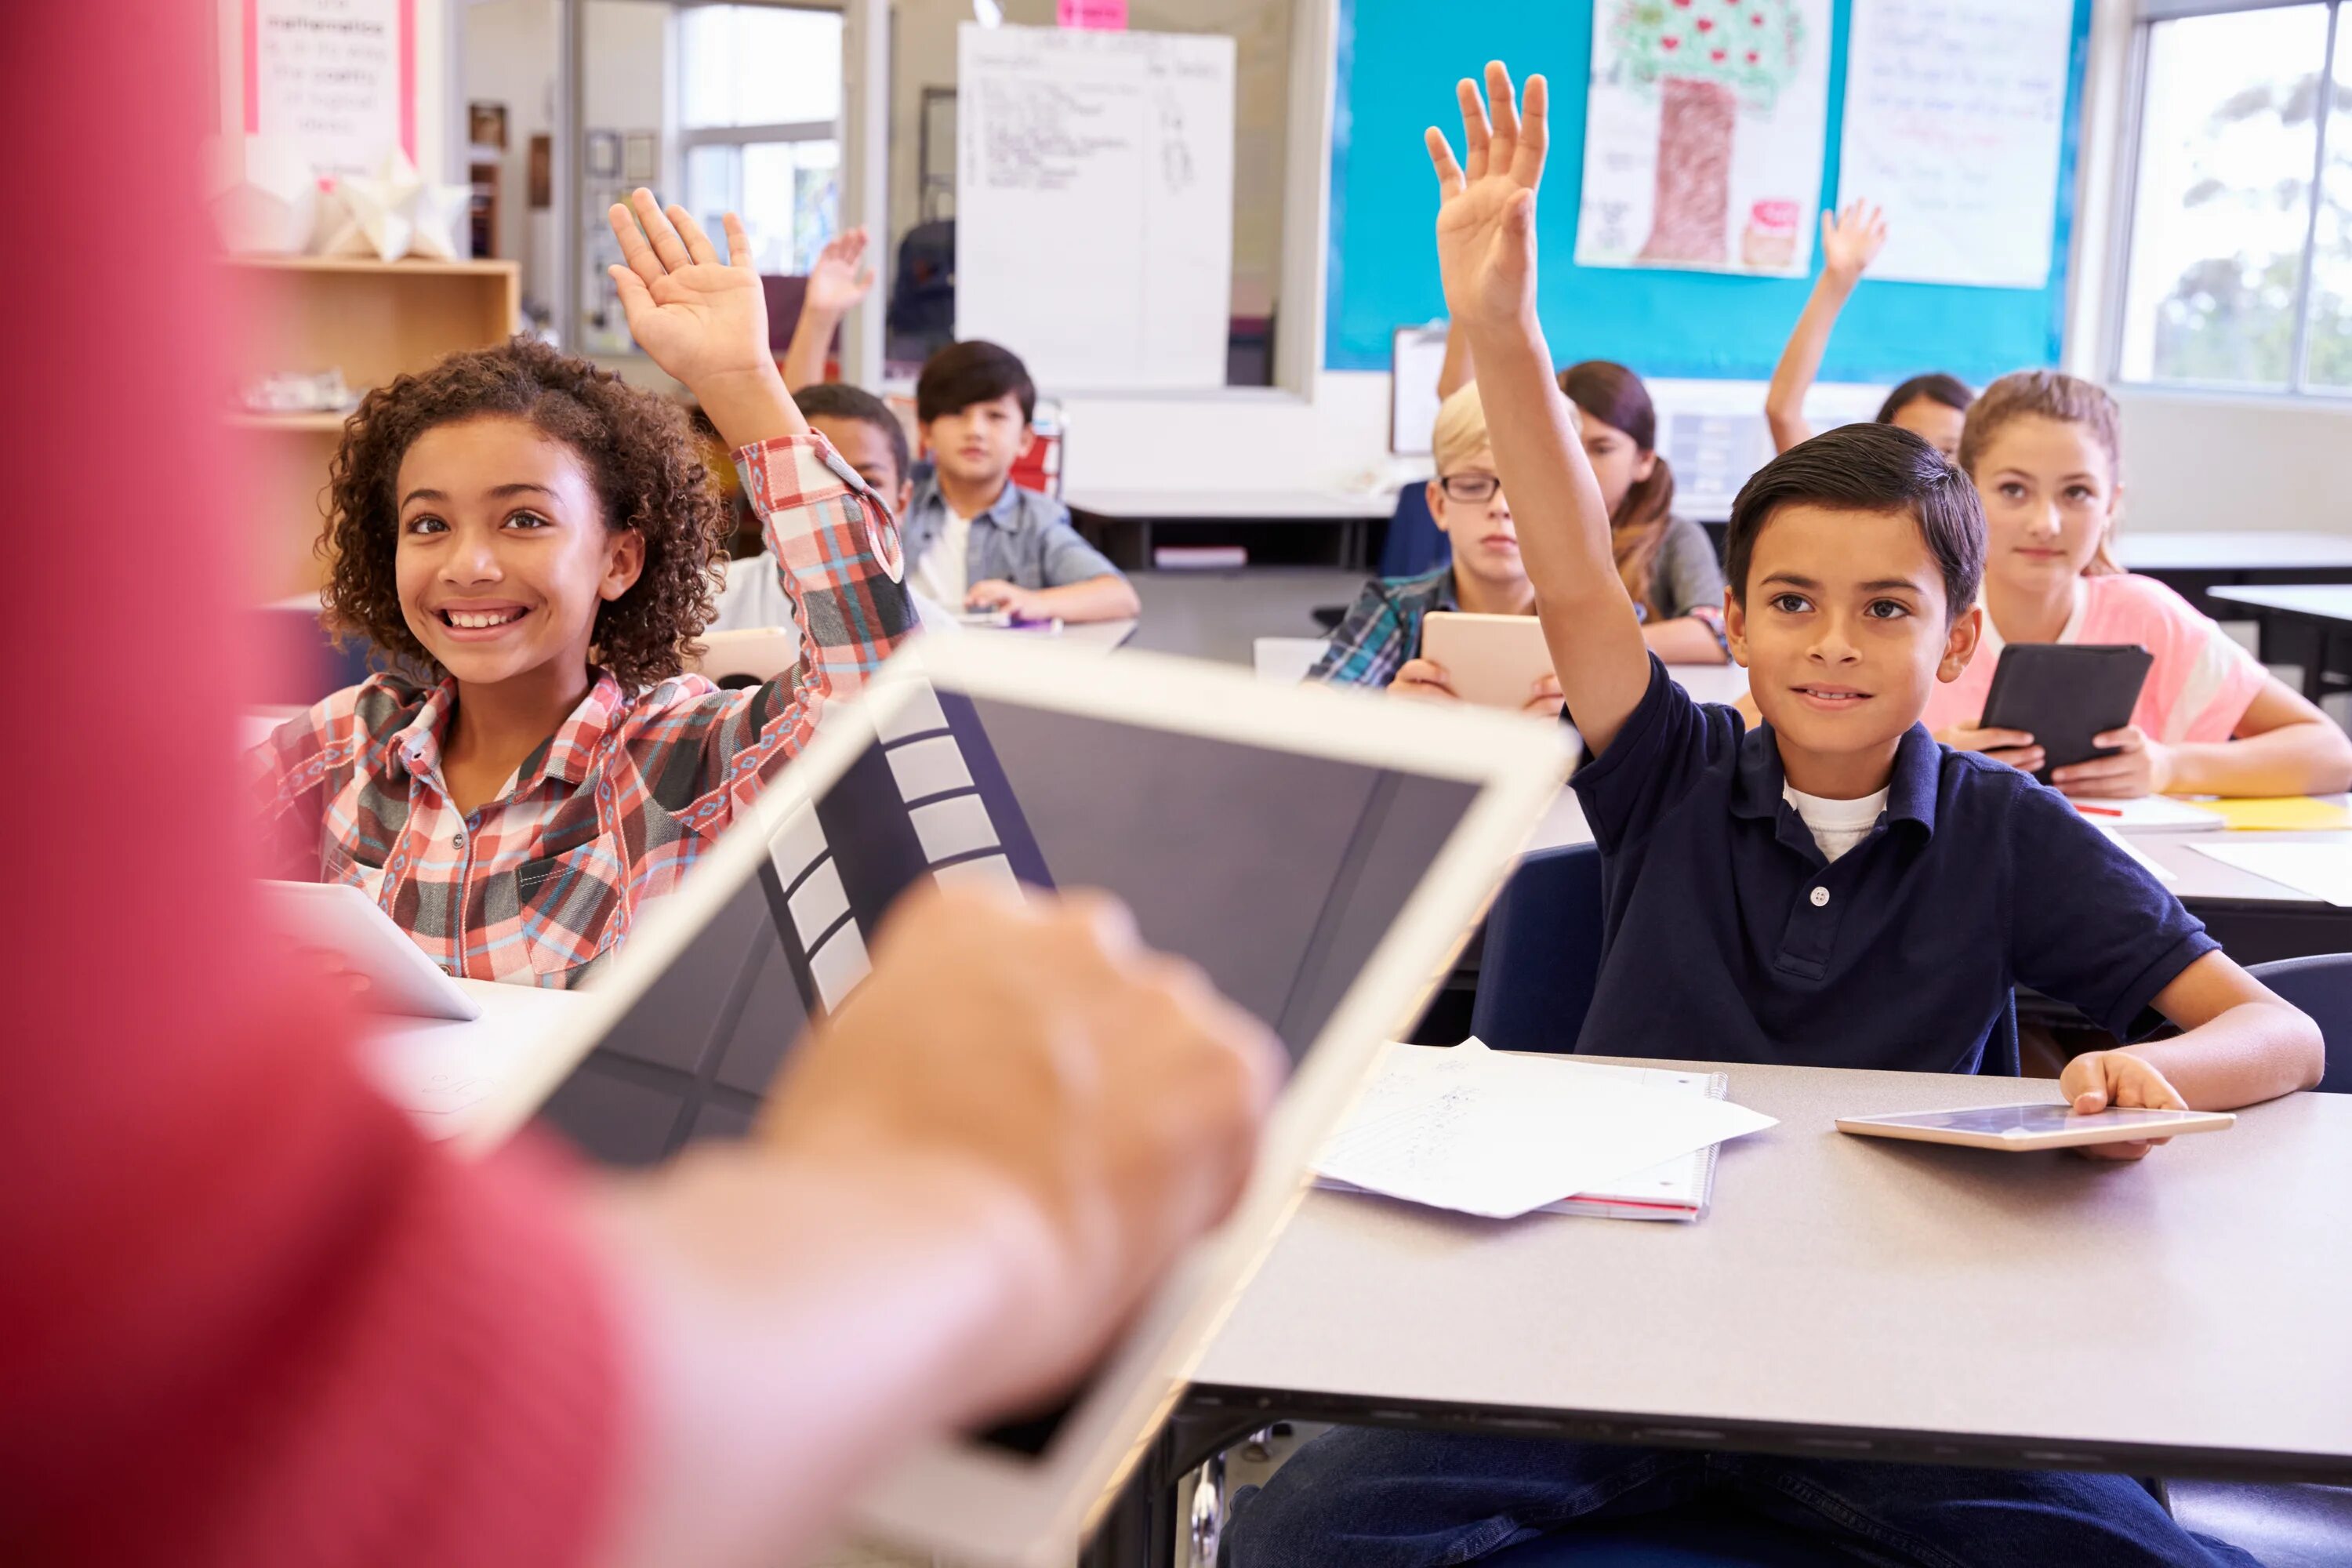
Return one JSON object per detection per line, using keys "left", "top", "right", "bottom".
{"left": 220, "top": 253, "right": 520, "bottom": 281}
{"left": 227, "top": 409, "right": 352, "bottom": 432}
{"left": 227, "top": 255, "right": 521, "bottom": 598}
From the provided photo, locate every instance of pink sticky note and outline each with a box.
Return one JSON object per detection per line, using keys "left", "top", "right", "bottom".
{"left": 1058, "top": 0, "right": 1127, "bottom": 28}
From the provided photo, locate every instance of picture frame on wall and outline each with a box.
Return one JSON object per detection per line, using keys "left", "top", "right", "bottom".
{"left": 469, "top": 101, "right": 509, "bottom": 152}
{"left": 622, "top": 131, "right": 659, "bottom": 183}
{"left": 586, "top": 130, "right": 622, "bottom": 180}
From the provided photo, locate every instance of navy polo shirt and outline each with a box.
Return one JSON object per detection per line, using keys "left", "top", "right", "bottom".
{"left": 1570, "top": 658, "right": 2218, "bottom": 1075}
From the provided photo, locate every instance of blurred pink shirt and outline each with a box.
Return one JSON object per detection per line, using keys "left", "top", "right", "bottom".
{"left": 1922, "top": 572, "right": 2269, "bottom": 744}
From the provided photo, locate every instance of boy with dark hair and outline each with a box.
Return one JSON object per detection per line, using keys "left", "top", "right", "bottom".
{"left": 713, "top": 381, "right": 922, "bottom": 634}
{"left": 1222, "top": 64, "right": 2317, "bottom": 1568}
{"left": 909, "top": 339, "right": 1140, "bottom": 625}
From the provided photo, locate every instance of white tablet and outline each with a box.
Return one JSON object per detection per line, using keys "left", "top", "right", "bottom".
{"left": 1420, "top": 610, "right": 1556, "bottom": 712}
{"left": 259, "top": 880, "right": 484, "bottom": 1022}
{"left": 462, "top": 635, "right": 1570, "bottom": 1567}
{"left": 1836, "top": 1101, "right": 2236, "bottom": 1151}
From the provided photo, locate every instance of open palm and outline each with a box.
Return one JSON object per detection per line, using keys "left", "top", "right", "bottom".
{"left": 1820, "top": 199, "right": 1889, "bottom": 281}
{"left": 606, "top": 188, "right": 773, "bottom": 390}
{"left": 1428, "top": 63, "right": 1550, "bottom": 331}
{"left": 806, "top": 227, "right": 876, "bottom": 315}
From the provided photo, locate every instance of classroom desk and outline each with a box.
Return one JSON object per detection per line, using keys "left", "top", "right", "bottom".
{"left": 971, "top": 616, "right": 1138, "bottom": 652}
{"left": 2132, "top": 829, "right": 2352, "bottom": 964}
{"left": 357, "top": 979, "right": 590, "bottom": 1142}
{"left": 2115, "top": 532, "right": 2352, "bottom": 619}
{"left": 1084, "top": 1058, "right": 2352, "bottom": 1566}
{"left": 2206, "top": 584, "right": 2352, "bottom": 701}
{"left": 1064, "top": 487, "right": 1399, "bottom": 572}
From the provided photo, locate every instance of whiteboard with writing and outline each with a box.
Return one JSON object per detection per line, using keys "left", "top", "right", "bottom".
{"left": 956, "top": 24, "right": 1235, "bottom": 390}
{"left": 1837, "top": 0, "right": 2072, "bottom": 289}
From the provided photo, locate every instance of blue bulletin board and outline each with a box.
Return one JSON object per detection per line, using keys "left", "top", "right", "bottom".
{"left": 1323, "top": 0, "right": 2094, "bottom": 383}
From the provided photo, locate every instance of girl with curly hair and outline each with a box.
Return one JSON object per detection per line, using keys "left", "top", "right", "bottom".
{"left": 252, "top": 190, "right": 916, "bottom": 987}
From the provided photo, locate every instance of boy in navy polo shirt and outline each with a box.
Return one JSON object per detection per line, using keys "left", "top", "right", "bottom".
{"left": 1221, "top": 64, "right": 2321, "bottom": 1568}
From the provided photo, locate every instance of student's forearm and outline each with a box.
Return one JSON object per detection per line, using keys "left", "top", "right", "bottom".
{"left": 1764, "top": 270, "right": 1856, "bottom": 455}
{"left": 1436, "top": 319, "right": 1474, "bottom": 400}
{"left": 2124, "top": 1004, "right": 2322, "bottom": 1109}
{"left": 781, "top": 303, "right": 844, "bottom": 394}
{"left": 594, "top": 1149, "right": 1051, "bottom": 1568}
{"left": 2165, "top": 721, "right": 2352, "bottom": 797}
{"left": 699, "top": 365, "right": 809, "bottom": 449}
{"left": 1031, "top": 575, "right": 1140, "bottom": 622}
{"left": 1642, "top": 617, "right": 1728, "bottom": 665}
{"left": 1463, "top": 319, "right": 1653, "bottom": 748}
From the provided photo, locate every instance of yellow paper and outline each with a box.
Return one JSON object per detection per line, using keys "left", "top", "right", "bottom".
{"left": 2201, "top": 797, "right": 2352, "bottom": 832}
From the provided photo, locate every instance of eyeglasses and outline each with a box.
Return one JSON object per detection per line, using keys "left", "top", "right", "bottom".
{"left": 1437, "top": 473, "right": 1502, "bottom": 503}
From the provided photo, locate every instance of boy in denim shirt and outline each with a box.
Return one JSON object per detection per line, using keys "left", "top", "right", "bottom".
{"left": 908, "top": 340, "right": 1139, "bottom": 625}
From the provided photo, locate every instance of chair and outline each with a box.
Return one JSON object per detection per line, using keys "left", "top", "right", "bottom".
{"left": 1468, "top": 844, "right": 1607, "bottom": 1054}
{"left": 1378, "top": 479, "right": 1450, "bottom": 579}
{"left": 2247, "top": 953, "right": 2352, "bottom": 1092}
{"left": 1253, "top": 637, "right": 1327, "bottom": 684}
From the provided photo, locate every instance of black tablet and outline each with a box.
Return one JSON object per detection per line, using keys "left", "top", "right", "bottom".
{"left": 1977, "top": 643, "right": 2153, "bottom": 784}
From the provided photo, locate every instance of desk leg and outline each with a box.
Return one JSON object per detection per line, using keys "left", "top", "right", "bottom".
{"left": 2305, "top": 618, "right": 2331, "bottom": 703}
{"left": 1084, "top": 1404, "right": 1272, "bottom": 1568}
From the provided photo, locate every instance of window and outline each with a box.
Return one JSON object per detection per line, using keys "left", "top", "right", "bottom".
{"left": 679, "top": 4, "right": 844, "bottom": 276}
{"left": 2116, "top": 1, "right": 2351, "bottom": 394}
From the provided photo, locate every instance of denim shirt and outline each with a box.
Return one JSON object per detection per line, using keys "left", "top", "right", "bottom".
{"left": 902, "top": 476, "right": 1125, "bottom": 591}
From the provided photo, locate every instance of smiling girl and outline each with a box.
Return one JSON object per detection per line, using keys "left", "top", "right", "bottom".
{"left": 252, "top": 191, "right": 914, "bottom": 986}
{"left": 1929, "top": 371, "right": 2352, "bottom": 798}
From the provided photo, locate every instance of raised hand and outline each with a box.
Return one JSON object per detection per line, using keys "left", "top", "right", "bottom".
{"left": 1820, "top": 199, "right": 1889, "bottom": 283}
{"left": 804, "top": 227, "right": 877, "bottom": 317}
{"left": 1426, "top": 61, "right": 1549, "bottom": 333}
{"left": 608, "top": 188, "right": 802, "bottom": 447}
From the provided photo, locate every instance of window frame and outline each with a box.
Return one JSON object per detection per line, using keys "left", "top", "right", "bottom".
{"left": 2107, "top": 0, "right": 2351, "bottom": 400}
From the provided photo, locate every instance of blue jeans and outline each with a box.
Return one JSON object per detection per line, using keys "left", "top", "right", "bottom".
{"left": 1220, "top": 1428, "right": 2262, "bottom": 1568}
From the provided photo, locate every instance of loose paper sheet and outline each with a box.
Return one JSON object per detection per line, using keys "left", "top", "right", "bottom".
{"left": 1836, "top": 0, "right": 2073, "bottom": 289}
{"left": 2194, "top": 840, "right": 2352, "bottom": 907}
{"left": 1575, "top": 0, "right": 1834, "bottom": 278}
{"left": 1315, "top": 1040, "right": 1777, "bottom": 1220}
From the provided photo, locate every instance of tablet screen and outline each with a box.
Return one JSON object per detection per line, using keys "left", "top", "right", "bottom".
{"left": 533, "top": 680, "right": 1483, "bottom": 1450}
{"left": 1863, "top": 1104, "right": 2204, "bottom": 1136}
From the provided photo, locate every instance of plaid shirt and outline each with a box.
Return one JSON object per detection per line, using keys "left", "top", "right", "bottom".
{"left": 252, "top": 434, "right": 913, "bottom": 989}
{"left": 1305, "top": 567, "right": 1728, "bottom": 688}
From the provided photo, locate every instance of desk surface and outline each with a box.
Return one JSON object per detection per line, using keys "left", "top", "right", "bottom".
{"left": 1063, "top": 487, "right": 1399, "bottom": 521}
{"left": 966, "top": 616, "right": 1138, "bottom": 652}
{"left": 2207, "top": 583, "right": 2352, "bottom": 622}
{"left": 358, "top": 979, "right": 589, "bottom": 1142}
{"left": 1192, "top": 1058, "right": 2352, "bottom": 1482}
{"left": 2117, "top": 532, "right": 2352, "bottom": 572}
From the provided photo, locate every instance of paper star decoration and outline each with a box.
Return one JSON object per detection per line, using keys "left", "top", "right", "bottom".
{"left": 321, "top": 150, "right": 470, "bottom": 262}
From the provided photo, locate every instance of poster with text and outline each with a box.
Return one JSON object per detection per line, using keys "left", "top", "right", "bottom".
{"left": 245, "top": 0, "right": 415, "bottom": 184}
{"left": 1574, "top": 0, "right": 1832, "bottom": 278}
{"left": 1838, "top": 0, "right": 2073, "bottom": 289}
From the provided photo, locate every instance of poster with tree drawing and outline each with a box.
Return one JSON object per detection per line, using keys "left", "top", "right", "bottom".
{"left": 1574, "top": 0, "right": 1831, "bottom": 277}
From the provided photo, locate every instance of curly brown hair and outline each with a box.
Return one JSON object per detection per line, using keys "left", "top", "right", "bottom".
{"left": 319, "top": 336, "right": 726, "bottom": 691}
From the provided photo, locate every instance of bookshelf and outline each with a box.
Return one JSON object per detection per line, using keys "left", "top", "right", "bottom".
{"left": 224, "top": 255, "right": 521, "bottom": 598}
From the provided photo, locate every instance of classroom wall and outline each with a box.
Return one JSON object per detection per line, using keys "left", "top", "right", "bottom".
{"left": 1058, "top": 0, "right": 2352, "bottom": 535}
{"left": 463, "top": 0, "right": 557, "bottom": 311}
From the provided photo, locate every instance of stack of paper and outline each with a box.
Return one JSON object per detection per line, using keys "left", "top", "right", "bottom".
{"left": 1313, "top": 1040, "right": 1776, "bottom": 1221}
{"left": 2199, "top": 797, "right": 2352, "bottom": 833}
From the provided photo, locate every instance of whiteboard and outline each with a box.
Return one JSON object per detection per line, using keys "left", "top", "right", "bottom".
{"left": 1837, "top": 0, "right": 2073, "bottom": 289}
{"left": 1390, "top": 325, "right": 1448, "bottom": 456}
{"left": 955, "top": 24, "right": 1235, "bottom": 390}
